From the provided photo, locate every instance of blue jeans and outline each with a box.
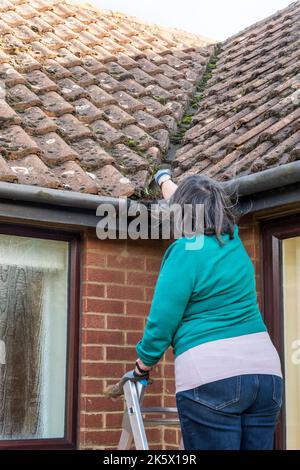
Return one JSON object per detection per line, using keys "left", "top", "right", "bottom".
{"left": 176, "top": 374, "right": 283, "bottom": 450}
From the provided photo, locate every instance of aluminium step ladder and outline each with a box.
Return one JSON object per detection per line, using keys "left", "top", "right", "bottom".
{"left": 118, "top": 373, "right": 183, "bottom": 450}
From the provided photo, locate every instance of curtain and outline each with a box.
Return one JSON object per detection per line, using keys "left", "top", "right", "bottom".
{"left": 282, "top": 237, "right": 300, "bottom": 450}
{"left": 0, "top": 235, "right": 68, "bottom": 440}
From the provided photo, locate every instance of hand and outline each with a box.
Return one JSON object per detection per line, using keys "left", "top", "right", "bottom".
{"left": 134, "top": 358, "right": 152, "bottom": 380}
{"left": 133, "top": 369, "right": 150, "bottom": 380}
{"left": 154, "top": 168, "right": 172, "bottom": 187}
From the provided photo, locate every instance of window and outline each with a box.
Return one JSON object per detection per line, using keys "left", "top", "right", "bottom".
{"left": 0, "top": 226, "right": 80, "bottom": 449}
{"left": 282, "top": 237, "right": 300, "bottom": 449}
{"left": 263, "top": 214, "right": 300, "bottom": 450}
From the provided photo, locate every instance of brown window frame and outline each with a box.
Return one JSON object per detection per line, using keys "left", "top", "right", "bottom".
{"left": 0, "top": 223, "right": 81, "bottom": 450}
{"left": 262, "top": 213, "right": 300, "bottom": 450}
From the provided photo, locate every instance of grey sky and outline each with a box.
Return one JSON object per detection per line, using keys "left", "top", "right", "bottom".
{"left": 90, "top": 0, "right": 293, "bottom": 41}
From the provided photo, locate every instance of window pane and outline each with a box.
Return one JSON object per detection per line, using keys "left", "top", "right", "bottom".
{"left": 0, "top": 234, "right": 69, "bottom": 440}
{"left": 282, "top": 237, "right": 300, "bottom": 450}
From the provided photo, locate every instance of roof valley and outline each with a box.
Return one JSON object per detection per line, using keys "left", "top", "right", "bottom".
{"left": 164, "top": 43, "right": 221, "bottom": 164}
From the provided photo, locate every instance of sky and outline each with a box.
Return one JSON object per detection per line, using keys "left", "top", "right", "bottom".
{"left": 90, "top": 0, "right": 293, "bottom": 41}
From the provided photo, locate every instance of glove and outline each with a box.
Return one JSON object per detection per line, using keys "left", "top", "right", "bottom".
{"left": 133, "top": 369, "right": 150, "bottom": 380}
{"left": 154, "top": 168, "right": 172, "bottom": 187}
{"left": 134, "top": 359, "right": 151, "bottom": 380}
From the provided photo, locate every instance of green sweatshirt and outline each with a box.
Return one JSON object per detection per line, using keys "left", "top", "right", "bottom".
{"left": 136, "top": 224, "right": 267, "bottom": 366}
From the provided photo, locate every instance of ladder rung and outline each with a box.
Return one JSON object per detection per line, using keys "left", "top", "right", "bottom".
{"left": 119, "top": 379, "right": 181, "bottom": 450}
{"left": 143, "top": 418, "right": 180, "bottom": 425}
{"left": 140, "top": 407, "right": 178, "bottom": 414}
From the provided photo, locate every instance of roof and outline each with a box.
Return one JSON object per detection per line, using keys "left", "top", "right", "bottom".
{"left": 0, "top": 0, "right": 213, "bottom": 198}
{"left": 173, "top": 0, "right": 300, "bottom": 184}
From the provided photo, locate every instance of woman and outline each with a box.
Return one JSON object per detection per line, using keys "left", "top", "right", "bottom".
{"left": 133, "top": 170, "right": 283, "bottom": 450}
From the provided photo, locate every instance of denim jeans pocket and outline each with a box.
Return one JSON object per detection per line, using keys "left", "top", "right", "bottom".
{"left": 272, "top": 375, "right": 283, "bottom": 408}
{"left": 193, "top": 376, "right": 241, "bottom": 410}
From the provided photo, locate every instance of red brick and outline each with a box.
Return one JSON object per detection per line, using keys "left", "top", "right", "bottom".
{"left": 104, "top": 413, "right": 123, "bottom": 429}
{"left": 86, "top": 299, "right": 124, "bottom": 314}
{"left": 244, "top": 245, "right": 255, "bottom": 258}
{"left": 85, "top": 252, "right": 107, "bottom": 267}
{"left": 150, "top": 444, "right": 164, "bottom": 450}
{"left": 165, "top": 348, "right": 174, "bottom": 362}
{"left": 85, "top": 430, "right": 121, "bottom": 445}
{"left": 83, "top": 330, "right": 124, "bottom": 345}
{"left": 82, "top": 315, "right": 105, "bottom": 329}
{"left": 240, "top": 229, "right": 252, "bottom": 238}
{"left": 82, "top": 345, "right": 105, "bottom": 361}
{"left": 163, "top": 396, "right": 177, "bottom": 407}
{"left": 127, "top": 271, "right": 158, "bottom": 286}
{"left": 106, "top": 315, "right": 144, "bottom": 330}
{"left": 240, "top": 237, "right": 254, "bottom": 246}
{"left": 107, "top": 254, "right": 145, "bottom": 270}
{"left": 151, "top": 363, "right": 163, "bottom": 375}
{"left": 164, "top": 428, "right": 179, "bottom": 445}
{"left": 127, "top": 240, "right": 165, "bottom": 257}
{"left": 87, "top": 268, "right": 125, "bottom": 284}
{"left": 163, "top": 364, "right": 175, "bottom": 378}
{"left": 83, "top": 284, "right": 105, "bottom": 298}
{"left": 94, "top": 361, "right": 128, "bottom": 378}
{"left": 81, "top": 363, "right": 102, "bottom": 378}
{"left": 145, "top": 287, "right": 154, "bottom": 301}
{"left": 147, "top": 378, "right": 164, "bottom": 394}
{"left": 106, "top": 346, "right": 137, "bottom": 361}
{"left": 126, "top": 301, "right": 150, "bottom": 316}
{"left": 81, "top": 379, "right": 104, "bottom": 395}
{"left": 86, "top": 237, "right": 127, "bottom": 253}
{"left": 83, "top": 396, "right": 124, "bottom": 412}
{"left": 107, "top": 285, "right": 144, "bottom": 301}
{"left": 81, "top": 413, "right": 103, "bottom": 429}
{"left": 121, "top": 361, "right": 142, "bottom": 372}
{"left": 257, "top": 295, "right": 263, "bottom": 311}
{"left": 146, "top": 428, "right": 162, "bottom": 443}
{"left": 146, "top": 257, "right": 162, "bottom": 272}
{"left": 126, "top": 331, "right": 143, "bottom": 345}
{"left": 165, "top": 379, "right": 176, "bottom": 394}
{"left": 143, "top": 395, "right": 163, "bottom": 407}
{"left": 82, "top": 362, "right": 125, "bottom": 379}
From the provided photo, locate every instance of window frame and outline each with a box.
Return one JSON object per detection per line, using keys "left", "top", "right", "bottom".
{"left": 262, "top": 213, "right": 300, "bottom": 450}
{"left": 0, "top": 223, "right": 81, "bottom": 450}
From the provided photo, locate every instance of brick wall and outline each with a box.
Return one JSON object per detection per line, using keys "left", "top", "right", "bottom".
{"left": 239, "top": 214, "right": 263, "bottom": 311}
{"left": 79, "top": 215, "right": 261, "bottom": 450}
{"left": 79, "top": 232, "right": 180, "bottom": 450}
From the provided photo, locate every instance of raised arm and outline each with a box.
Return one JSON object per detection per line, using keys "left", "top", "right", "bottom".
{"left": 154, "top": 169, "right": 178, "bottom": 201}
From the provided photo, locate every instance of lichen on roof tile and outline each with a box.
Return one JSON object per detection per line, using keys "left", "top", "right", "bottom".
{"left": 102, "top": 104, "right": 136, "bottom": 129}
{"left": 21, "top": 106, "right": 58, "bottom": 135}
{"left": 73, "top": 97, "right": 102, "bottom": 123}
{"left": 0, "top": 124, "right": 40, "bottom": 158}
{"left": 8, "top": 154, "right": 61, "bottom": 188}
{"left": 112, "top": 143, "right": 148, "bottom": 173}
{"left": 89, "top": 119, "right": 126, "bottom": 146}
{"left": 70, "top": 138, "right": 114, "bottom": 170}
{"left": 33, "top": 131, "right": 78, "bottom": 164}
{"left": 122, "top": 124, "right": 158, "bottom": 150}
{"left": 95, "top": 164, "right": 135, "bottom": 197}
{"left": 40, "top": 91, "right": 74, "bottom": 116}
{"left": 54, "top": 160, "right": 99, "bottom": 193}
{"left": 0, "top": 99, "right": 21, "bottom": 125}
{"left": 7, "top": 83, "right": 41, "bottom": 110}
{"left": 56, "top": 113, "right": 92, "bottom": 142}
